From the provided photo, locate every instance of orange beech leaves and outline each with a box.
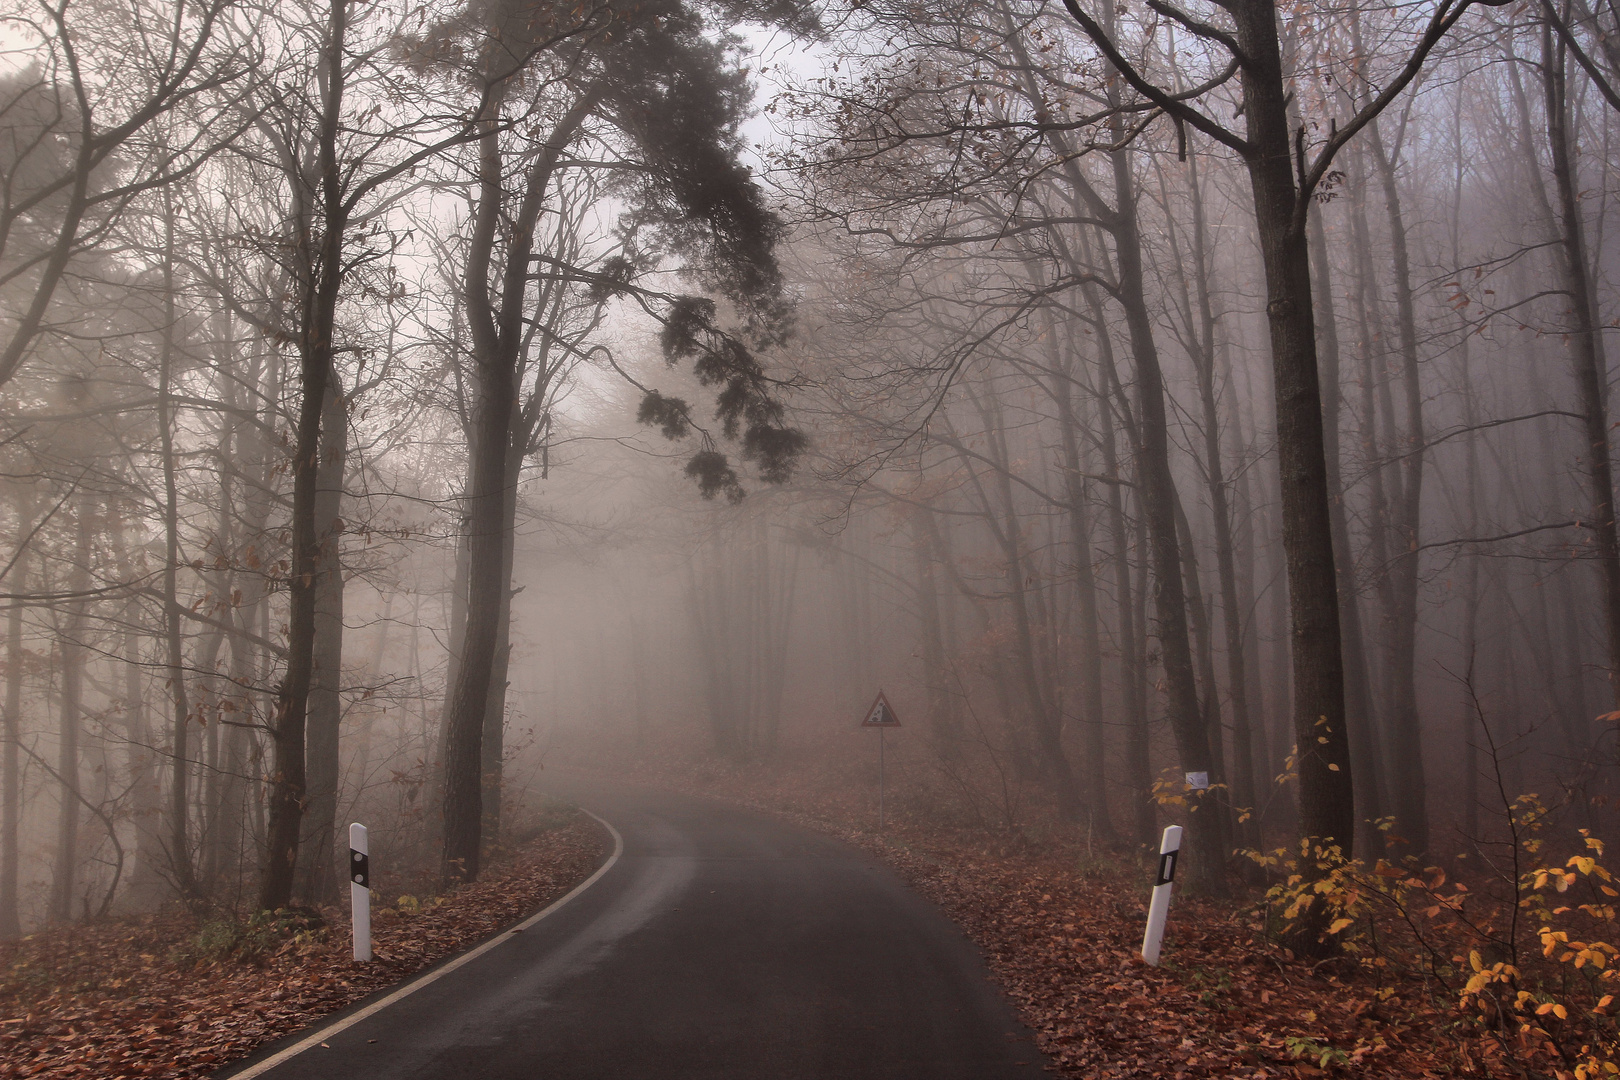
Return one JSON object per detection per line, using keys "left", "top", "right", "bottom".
{"left": 624, "top": 760, "right": 1493, "bottom": 1079}
{"left": 0, "top": 813, "right": 609, "bottom": 1079}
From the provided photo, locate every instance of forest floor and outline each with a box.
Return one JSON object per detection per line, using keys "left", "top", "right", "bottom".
{"left": 605, "top": 757, "right": 1493, "bottom": 1080}
{"left": 0, "top": 807, "right": 610, "bottom": 1080}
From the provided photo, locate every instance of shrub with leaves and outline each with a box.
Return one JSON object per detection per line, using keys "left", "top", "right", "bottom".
{"left": 176, "top": 908, "right": 327, "bottom": 969}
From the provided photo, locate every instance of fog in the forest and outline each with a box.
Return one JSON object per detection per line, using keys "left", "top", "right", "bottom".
{"left": 1, "top": 0, "right": 1618, "bottom": 932}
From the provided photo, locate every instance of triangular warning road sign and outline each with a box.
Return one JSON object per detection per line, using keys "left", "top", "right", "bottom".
{"left": 861, "top": 690, "right": 901, "bottom": 727}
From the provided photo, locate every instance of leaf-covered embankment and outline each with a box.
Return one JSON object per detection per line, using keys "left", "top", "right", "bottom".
{"left": 0, "top": 809, "right": 609, "bottom": 1080}
{"left": 614, "top": 760, "right": 1477, "bottom": 1079}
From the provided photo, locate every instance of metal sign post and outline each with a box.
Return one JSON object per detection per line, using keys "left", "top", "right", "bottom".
{"left": 860, "top": 691, "right": 902, "bottom": 831}
{"left": 350, "top": 822, "right": 371, "bottom": 962}
{"left": 1141, "top": 824, "right": 1183, "bottom": 966}
{"left": 879, "top": 726, "right": 886, "bottom": 829}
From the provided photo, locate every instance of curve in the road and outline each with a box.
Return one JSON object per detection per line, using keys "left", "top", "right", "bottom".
{"left": 215, "top": 778, "right": 1052, "bottom": 1080}
{"left": 223, "top": 810, "right": 627, "bottom": 1080}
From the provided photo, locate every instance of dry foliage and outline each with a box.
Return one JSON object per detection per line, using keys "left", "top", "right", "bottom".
{"left": 0, "top": 811, "right": 609, "bottom": 1079}
{"left": 623, "top": 757, "right": 1620, "bottom": 1079}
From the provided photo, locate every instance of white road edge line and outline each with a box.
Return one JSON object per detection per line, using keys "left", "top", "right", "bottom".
{"left": 223, "top": 809, "right": 625, "bottom": 1080}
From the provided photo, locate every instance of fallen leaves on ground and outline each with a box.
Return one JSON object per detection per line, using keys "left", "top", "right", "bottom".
{"left": 0, "top": 812, "right": 609, "bottom": 1080}
{"left": 616, "top": 759, "right": 1483, "bottom": 1079}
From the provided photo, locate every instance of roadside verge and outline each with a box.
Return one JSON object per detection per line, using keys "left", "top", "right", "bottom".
{"left": 0, "top": 808, "right": 616, "bottom": 1080}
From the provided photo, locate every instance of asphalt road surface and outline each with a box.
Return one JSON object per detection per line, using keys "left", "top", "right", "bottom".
{"left": 217, "top": 776, "right": 1052, "bottom": 1080}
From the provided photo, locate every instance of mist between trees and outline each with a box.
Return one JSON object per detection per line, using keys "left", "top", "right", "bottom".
{"left": 0, "top": 0, "right": 1615, "bottom": 944}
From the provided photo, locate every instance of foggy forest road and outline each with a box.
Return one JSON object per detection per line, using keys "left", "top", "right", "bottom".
{"left": 216, "top": 776, "right": 1052, "bottom": 1080}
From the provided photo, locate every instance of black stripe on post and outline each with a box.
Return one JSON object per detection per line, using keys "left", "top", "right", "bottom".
{"left": 350, "top": 849, "right": 370, "bottom": 889}
{"left": 1155, "top": 850, "right": 1178, "bottom": 886}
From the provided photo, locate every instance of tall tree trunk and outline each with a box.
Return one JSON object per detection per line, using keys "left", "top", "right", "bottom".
{"left": 1230, "top": 0, "right": 1355, "bottom": 879}
{"left": 1348, "top": 148, "right": 1396, "bottom": 728}
{"left": 1071, "top": 8, "right": 1227, "bottom": 885}
{"left": 1365, "top": 114, "right": 1429, "bottom": 856}
{"left": 1174, "top": 495, "right": 1227, "bottom": 794}
{"left": 296, "top": 375, "right": 346, "bottom": 904}
{"left": 1111, "top": 159, "right": 1228, "bottom": 891}
{"left": 1309, "top": 199, "right": 1386, "bottom": 859}
{"left": 442, "top": 87, "right": 523, "bottom": 881}
{"left": 1183, "top": 150, "right": 1260, "bottom": 852}
{"left": 1227, "top": 345, "right": 1277, "bottom": 818}
{"left": 479, "top": 442, "right": 522, "bottom": 849}
{"left": 1, "top": 516, "right": 26, "bottom": 936}
{"left": 210, "top": 346, "right": 272, "bottom": 897}
{"left": 1449, "top": 100, "right": 1485, "bottom": 842}
{"left": 261, "top": 0, "right": 350, "bottom": 912}
{"left": 970, "top": 386, "right": 1086, "bottom": 823}
{"left": 442, "top": 84, "right": 598, "bottom": 885}
{"left": 430, "top": 521, "right": 470, "bottom": 844}
{"left": 121, "top": 620, "right": 168, "bottom": 906}
{"left": 1051, "top": 336, "right": 1116, "bottom": 841}
{"left": 158, "top": 194, "right": 200, "bottom": 902}
{"left": 49, "top": 497, "right": 92, "bottom": 923}
{"left": 912, "top": 508, "right": 960, "bottom": 755}
{"left": 911, "top": 507, "right": 961, "bottom": 757}
{"left": 1544, "top": 23, "right": 1620, "bottom": 708}
{"left": 1094, "top": 320, "right": 1153, "bottom": 847}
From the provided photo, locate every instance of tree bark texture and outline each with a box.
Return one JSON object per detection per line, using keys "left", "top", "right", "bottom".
{"left": 1308, "top": 201, "right": 1386, "bottom": 858}
{"left": 1231, "top": 0, "right": 1355, "bottom": 869}
{"left": 296, "top": 375, "right": 346, "bottom": 904}
{"left": 1365, "top": 116, "right": 1429, "bottom": 856}
{"left": 1, "top": 520, "right": 25, "bottom": 936}
{"left": 1109, "top": 142, "right": 1228, "bottom": 893}
{"left": 1544, "top": 25, "right": 1620, "bottom": 710}
{"left": 158, "top": 195, "right": 200, "bottom": 901}
{"left": 260, "top": 0, "right": 349, "bottom": 912}
{"left": 441, "top": 83, "right": 597, "bottom": 885}
{"left": 48, "top": 497, "right": 92, "bottom": 923}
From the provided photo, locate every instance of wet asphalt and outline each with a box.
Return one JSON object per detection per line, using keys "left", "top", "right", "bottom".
{"left": 214, "top": 775, "right": 1052, "bottom": 1080}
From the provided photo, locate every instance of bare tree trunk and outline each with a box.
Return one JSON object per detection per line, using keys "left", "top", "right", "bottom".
{"left": 49, "top": 496, "right": 92, "bottom": 923}
{"left": 1182, "top": 151, "right": 1260, "bottom": 852}
{"left": 158, "top": 194, "right": 200, "bottom": 902}
{"left": 430, "top": 521, "right": 470, "bottom": 843}
{"left": 1, "top": 514, "right": 26, "bottom": 936}
{"left": 1051, "top": 338, "right": 1116, "bottom": 841}
{"left": 1174, "top": 496, "right": 1227, "bottom": 791}
{"left": 1544, "top": 23, "right": 1620, "bottom": 709}
{"left": 261, "top": 0, "right": 350, "bottom": 912}
{"left": 1226, "top": 1, "right": 1357, "bottom": 891}
{"left": 479, "top": 443, "right": 522, "bottom": 850}
{"left": 296, "top": 375, "right": 346, "bottom": 904}
{"left": 1095, "top": 326, "right": 1153, "bottom": 848}
{"left": 209, "top": 347, "right": 272, "bottom": 898}
{"left": 964, "top": 384, "right": 1086, "bottom": 822}
{"left": 1114, "top": 216, "right": 1227, "bottom": 889}
{"left": 912, "top": 507, "right": 962, "bottom": 756}
{"left": 1074, "top": 34, "right": 1229, "bottom": 886}
{"left": 1364, "top": 113, "right": 1430, "bottom": 857}
{"left": 1347, "top": 152, "right": 1396, "bottom": 735}
{"left": 121, "top": 618, "right": 168, "bottom": 907}
{"left": 688, "top": 552, "right": 739, "bottom": 758}
{"left": 1227, "top": 349, "right": 1277, "bottom": 817}
{"left": 1309, "top": 199, "right": 1386, "bottom": 859}
{"left": 443, "top": 86, "right": 598, "bottom": 885}
{"left": 1060, "top": 0, "right": 1356, "bottom": 900}
{"left": 215, "top": 604, "right": 257, "bottom": 899}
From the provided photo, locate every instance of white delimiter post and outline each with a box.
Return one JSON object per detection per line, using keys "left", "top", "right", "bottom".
{"left": 1141, "top": 824, "right": 1183, "bottom": 966}
{"left": 350, "top": 822, "right": 371, "bottom": 962}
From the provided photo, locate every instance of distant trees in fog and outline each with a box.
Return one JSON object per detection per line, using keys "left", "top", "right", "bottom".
{"left": 2, "top": 0, "right": 1619, "bottom": 932}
